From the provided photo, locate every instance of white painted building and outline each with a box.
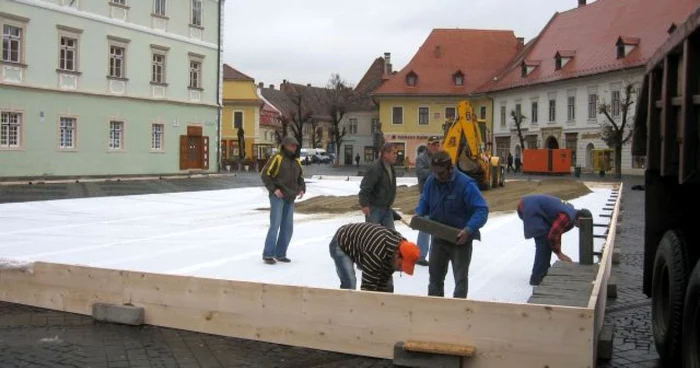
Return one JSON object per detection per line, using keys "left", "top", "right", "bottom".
{"left": 0, "top": 0, "right": 224, "bottom": 178}
{"left": 478, "top": 0, "right": 697, "bottom": 175}
{"left": 492, "top": 70, "right": 643, "bottom": 172}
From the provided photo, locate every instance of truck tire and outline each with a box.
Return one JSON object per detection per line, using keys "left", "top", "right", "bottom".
{"left": 682, "top": 261, "right": 700, "bottom": 368}
{"left": 652, "top": 230, "right": 690, "bottom": 367}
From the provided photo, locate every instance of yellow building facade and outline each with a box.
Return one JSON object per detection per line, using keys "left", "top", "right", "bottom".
{"left": 375, "top": 96, "right": 493, "bottom": 166}
{"left": 221, "top": 65, "right": 262, "bottom": 161}
{"left": 371, "top": 29, "right": 522, "bottom": 166}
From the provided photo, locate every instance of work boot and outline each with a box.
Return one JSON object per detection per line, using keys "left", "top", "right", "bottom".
{"left": 275, "top": 257, "right": 291, "bottom": 263}
{"left": 263, "top": 257, "right": 276, "bottom": 265}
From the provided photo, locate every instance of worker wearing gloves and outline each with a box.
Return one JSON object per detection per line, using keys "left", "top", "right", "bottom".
{"left": 328, "top": 222, "right": 420, "bottom": 293}
{"left": 414, "top": 135, "right": 443, "bottom": 266}
{"left": 415, "top": 151, "right": 489, "bottom": 299}
{"left": 517, "top": 194, "right": 592, "bottom": 286}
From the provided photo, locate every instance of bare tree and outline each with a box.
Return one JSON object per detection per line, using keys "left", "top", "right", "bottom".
{"left": 326, "top": 73, "right": 359, "bottom": 164}
{"left": 287, "top": 93, "right": 312, "bottom": 151}
{"left": 597, "top": 82, "right": 637, "bottom": 178}
{"left": 309, "top": 124, "right": 323, "bottom": 148}
{"left": 237, "top": 127, "right": 246, "bottom": 159}
{"left": 510, "top": 109, "right": 527, "bottom": 153}
{"left": 274, "top": 115, "right": 291, "bottom": 144}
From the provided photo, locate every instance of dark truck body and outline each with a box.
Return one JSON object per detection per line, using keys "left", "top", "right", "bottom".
{"left": 634, "top": 6, "right": 700, "bottom": 367}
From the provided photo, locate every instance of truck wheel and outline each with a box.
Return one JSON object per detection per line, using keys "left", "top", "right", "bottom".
{"left": 682, "top": 261, "right": 700, "bottom": 368}
{"left": 652, "top": 230, "right": 690, "bottom": 367}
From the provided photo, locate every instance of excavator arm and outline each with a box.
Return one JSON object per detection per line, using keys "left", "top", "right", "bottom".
{"left": 441, "top": 100, "right": 504, "bottom": 190}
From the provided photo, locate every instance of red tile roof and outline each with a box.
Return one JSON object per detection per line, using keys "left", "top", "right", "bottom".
{"left": 223, "top": 64, "right": 255, "bottom": 81}
{"left": 351, "top": 56, "right": 386, "bottom": 111}
{"left": 478, "top": 0, "right": 699, "bottom": 93}
{"left": 372, "top": 29, "right": 523, "bottom": 96}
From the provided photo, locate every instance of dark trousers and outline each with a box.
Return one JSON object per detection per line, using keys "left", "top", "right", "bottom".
{"left": 530, "top": 235, "right": 552, "bottom": 286}
{"left": 428, "top": 237, "right": 473, "bottom": 298}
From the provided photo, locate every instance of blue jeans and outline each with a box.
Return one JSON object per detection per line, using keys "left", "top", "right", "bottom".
{"left": 530, "top": 235, "right": 552, "bottom": 286}
{"left": 263, "top": 195, "right": 295, "bottom": 258}
{"left": 416, "top": 231, "right": 431, "bottom": 260}
{"left": 329, "top": 234, "right": 357, "bottom": 289}
{"left": 365, "top": 207, "right": 395, "bottom": 230}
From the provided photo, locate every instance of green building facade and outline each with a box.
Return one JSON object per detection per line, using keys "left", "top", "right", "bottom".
{"left": 0, "top": 0, "right": 224, "bottom": 178}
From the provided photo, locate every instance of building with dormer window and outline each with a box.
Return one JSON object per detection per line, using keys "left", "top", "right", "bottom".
{"left": 480, "top": 0, "right": 696, "bottom": 174}
{"left": 0, "top": 0, "right": 224, "bottom": 178}
{"left": 371, "top": 29, "right": 523, "bottom": 166}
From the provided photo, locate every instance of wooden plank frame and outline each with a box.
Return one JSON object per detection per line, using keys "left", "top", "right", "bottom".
{"left": 0, "top": 183, "right": 624, "bottom": 368}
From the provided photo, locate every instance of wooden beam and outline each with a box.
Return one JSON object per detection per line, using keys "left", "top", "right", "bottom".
{"left": 579, "top": 217, "right": 594, "bottom": 265}
{"left": 679, "top": 38, "right": 699, "bottom": 183}
{"left": 647, "top": 69, "right": 663, "bottom": 171}
{"left": 403, "top": 340, "right": 476, "bottom": 357}
{"left": 660, "top": 55, "right": 679, "bottom": 177}
{"left": 588, "top": 182, "right": 624, "bottom": 364}
{"left": 0, "top": 262, "right": 596, "bottom": 368}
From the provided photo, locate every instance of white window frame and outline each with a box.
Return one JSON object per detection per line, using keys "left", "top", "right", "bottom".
{"left": 567, "top": 96, "right": 576, "bottom": 121}
{"left": 110, "top": 0, "right": 126, "bottom": 5}
{"left": 151, "top": 123, "right": 164, "bottom": 151}
{"left": 188, "top": 55, "right": 203, "bottom": 89}
{"left": 233, "top": 110, "right": 243, "bottom": 129}
{"left": 107, "top": 36, "right": 129, "bottom": 79}
{"left": 391, "top": 106, "right": 404, "bottom": 125}
{"left": 500, "top": 105, "right": 506, "bottom": 127}
{"left": 151, "top": 52, "right": 165, "bottom": 84}
{"left": 445, "top": 107, "right": 456, "bottom": 121}
{"left": 588, "top": 93, "right": 598, "bottom": 120}
{"left": 191, "top": 0, "right": 202, "bottom": 27}
{"left": 109, "top": 120, "right": 124, "bottom": 150}
{"left": 418, "top": 106, "right": 430, "bottom": 125}
{"left": 153, "top": 0, "right": 166, "bottom": 17}
{"left": 548, "top": 99, "right": 556, "bottom": 122}
{"left": 1, "top": 13, "right": 29, "bottom": 65}
{"left": 531, "top": 101, "right": 538, "bottom": 124}
{"left": 611, "top": 90, "right": 621, "bottom": 117}
{"left": 58, "top": 35, "right": 78, "bottom": 72}
{"left": 348, "top": 118, "right": 358, "bottom": 135}
{"left": 59, "top": 116, "right": 77, "bottom": 150}
{"left": 0, "top": 111, "right": 22, "bottom": 149}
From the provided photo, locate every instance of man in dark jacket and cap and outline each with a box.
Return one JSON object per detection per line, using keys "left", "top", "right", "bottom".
{"left": 359, "top": 143, "right": 398, "bottom": 230}
{"left": 413, "top": 135, "right": 443, "bottom": 266}
{"left": 260, "top": 136, "right": 306, "bottom": 265}
{"left": 517, "top": 194, "right": 592, "bottom": 285}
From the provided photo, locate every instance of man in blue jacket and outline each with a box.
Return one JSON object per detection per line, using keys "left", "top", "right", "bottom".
{"left": 415, "top": 151, "right": 489, "bottom": 299}
{"left": 517, "top": 194, "right": 592, "bottom": 286}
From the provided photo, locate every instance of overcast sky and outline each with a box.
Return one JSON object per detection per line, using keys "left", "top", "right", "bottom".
{"left": 223, "top": 0, "right": 588, "bottom": 88}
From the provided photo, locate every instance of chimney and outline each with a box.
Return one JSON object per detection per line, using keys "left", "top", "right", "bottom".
{"left": 384, "top": 52, "right": 391, "bottom": 75}
{"left": 269, "top": 84, "right": 274, "bottom": 89}
{"left": 578, "top": 0, "right": 586, "bottom": 6}
{"left": 517, "top": 37, "right": 525, "bottom": 46}
{"left": 258, "top": 82, "right": 264, "bottom": 89}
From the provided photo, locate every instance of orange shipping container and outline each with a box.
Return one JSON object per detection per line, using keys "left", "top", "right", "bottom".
{"left": 522, "top": 149, "right": 572, "bottom": 174}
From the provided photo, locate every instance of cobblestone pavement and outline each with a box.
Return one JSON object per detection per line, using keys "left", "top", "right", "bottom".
{"left": 598, "top": 177, "right": 660, "bottom": 368}
{"left": 0, "top": 170, "right": 656, "bottom": 367}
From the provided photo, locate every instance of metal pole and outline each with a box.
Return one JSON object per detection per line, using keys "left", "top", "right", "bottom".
{"left": 579, "top": 216, "right": 594, "bottom": 265}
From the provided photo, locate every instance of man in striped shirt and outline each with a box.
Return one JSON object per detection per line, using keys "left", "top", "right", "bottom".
{"left": 329, "top": 222, "right": 420, "bottom": 292}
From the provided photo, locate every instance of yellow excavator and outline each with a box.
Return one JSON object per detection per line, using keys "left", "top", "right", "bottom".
{"left": 441, "top": 100, "right": 505, "bottom": 190}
